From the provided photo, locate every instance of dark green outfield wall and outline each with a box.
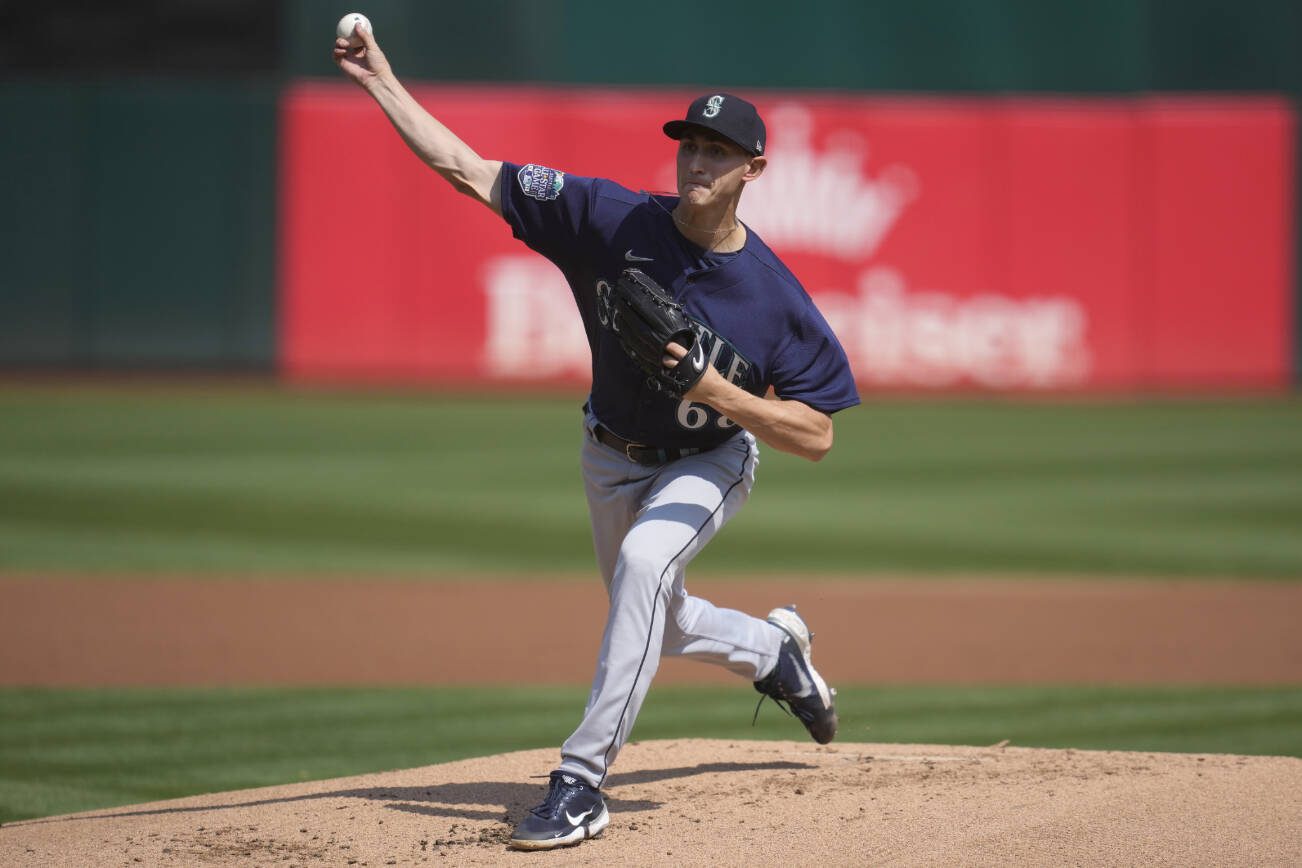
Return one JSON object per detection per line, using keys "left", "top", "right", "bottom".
{"left": 3, "top": 1, "right": 1299, "bottom": 372}
{"left": 0, "top": 80, "right": 278, "bottom": 368}
{"left": 284, "top": 0, "right": 1302, "bottom": 93}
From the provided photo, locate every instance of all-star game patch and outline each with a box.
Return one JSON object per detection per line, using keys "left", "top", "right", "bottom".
{"left": 518, "top": 163, "right": 565, "bottom": 201}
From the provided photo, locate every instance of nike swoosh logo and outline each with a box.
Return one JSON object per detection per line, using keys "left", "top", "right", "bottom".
{"left": 566, "top": 806, "right": 596, "bottom": 826}
{"left": 690, "top": 340, "right": 706, "bottom": 371}
{"left": 625, "top": 249, "right": 654, "bottom": 262}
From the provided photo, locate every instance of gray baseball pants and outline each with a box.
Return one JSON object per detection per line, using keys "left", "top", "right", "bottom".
{"left": 557, "top": 410, "right": 786, "bottom": 788}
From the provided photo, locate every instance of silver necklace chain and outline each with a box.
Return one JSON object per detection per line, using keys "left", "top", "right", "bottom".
{"left": 644, "top": 192, "right": 743, "bottom": 253}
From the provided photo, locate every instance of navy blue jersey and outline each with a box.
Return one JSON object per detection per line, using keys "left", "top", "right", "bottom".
{"left": 499, "top": 161, "right": 860, "bottom": 450}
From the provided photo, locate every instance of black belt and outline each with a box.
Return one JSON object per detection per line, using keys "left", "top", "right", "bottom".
{"left": 593, "top": 424, "right": 704, "bottom": 466}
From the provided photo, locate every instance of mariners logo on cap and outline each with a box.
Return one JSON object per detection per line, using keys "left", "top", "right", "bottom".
{"left": 703, "top": 95, "right": 724, "bottom": 118}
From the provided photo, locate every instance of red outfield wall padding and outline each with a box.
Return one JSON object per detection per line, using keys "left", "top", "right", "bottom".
{"left": 279, "top": 85, "right": 1294, "bottom": 390}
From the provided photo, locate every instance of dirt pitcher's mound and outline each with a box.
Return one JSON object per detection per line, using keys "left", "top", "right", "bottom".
{"left": 2, "top": 740, "right": 1299, "bottom": 866}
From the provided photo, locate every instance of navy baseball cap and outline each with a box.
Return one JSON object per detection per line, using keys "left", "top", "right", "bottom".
{"left": 663, "top": 93, "right": 766, "bottom": 157}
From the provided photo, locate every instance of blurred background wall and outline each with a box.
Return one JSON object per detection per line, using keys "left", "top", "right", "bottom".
{"left": 2, "top": 0, "right": 1299, "bottom": 382}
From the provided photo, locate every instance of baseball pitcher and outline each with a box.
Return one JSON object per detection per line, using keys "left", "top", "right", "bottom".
{"left": 335, "top": 22, "right": 860, "bottom": 851}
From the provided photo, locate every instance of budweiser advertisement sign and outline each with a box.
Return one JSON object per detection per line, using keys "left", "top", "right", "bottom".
{"left": 281, "top": 85, "right": 1294, "bottom": 390}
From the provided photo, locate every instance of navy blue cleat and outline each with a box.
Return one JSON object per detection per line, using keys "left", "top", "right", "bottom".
{"left": 753, "top": 605, "right": 838, "bottom": 744}
{"left": 509, "top": 771, "right": 609, "bottom": 850}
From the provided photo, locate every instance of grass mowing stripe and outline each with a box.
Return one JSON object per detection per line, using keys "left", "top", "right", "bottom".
{"left": 1, "top": 391, "right": 1300, "bottom": 577}
{"left": 2, "top": 685, "right": 1300, "bottom": 823}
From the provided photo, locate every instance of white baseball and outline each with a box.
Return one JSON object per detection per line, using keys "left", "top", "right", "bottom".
{"left": 336, "top": 12, "right": 372, "bottom": 47}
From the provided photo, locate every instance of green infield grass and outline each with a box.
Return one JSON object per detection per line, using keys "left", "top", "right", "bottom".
{"left": 1, "top": 388, "right": 1300, "bottom": 577}
{"left": 2, "top": 685, "right": 1299, "bottom": 823}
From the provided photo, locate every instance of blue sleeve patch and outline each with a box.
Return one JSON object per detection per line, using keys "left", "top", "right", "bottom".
{"left": 517, "top": 163, "right": 565, "bottom": 201}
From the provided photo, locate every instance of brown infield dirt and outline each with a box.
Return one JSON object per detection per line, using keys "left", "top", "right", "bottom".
{"left": 2, "top": 575, "right": 1301, "bottom": 865}
{"left": 2, "top": 740, "right": 1300, "bottom": 866}
{"left": 3, "top": 576, "right": 1301, "bottom": 685}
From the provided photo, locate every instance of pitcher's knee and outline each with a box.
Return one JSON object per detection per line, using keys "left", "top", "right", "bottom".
{"left": 613, "top": 540, "right": 672, "bottom": 587}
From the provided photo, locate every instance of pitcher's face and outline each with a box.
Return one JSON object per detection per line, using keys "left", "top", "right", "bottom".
{"left": 675, "top": 131, "right": 762, "bottom": 208}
